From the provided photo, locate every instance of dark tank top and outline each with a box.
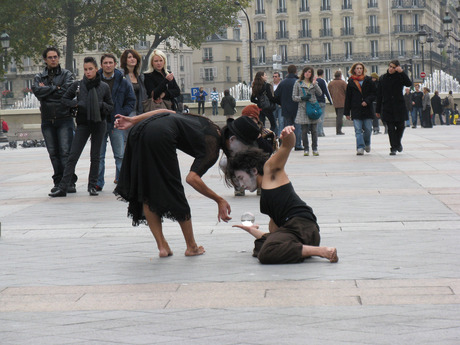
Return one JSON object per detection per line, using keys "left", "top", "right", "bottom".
{"left": 260, "top": 182, "right": 316, "bottom": 227}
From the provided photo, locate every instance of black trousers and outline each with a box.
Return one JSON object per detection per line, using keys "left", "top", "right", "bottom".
{"left": 386, "top": 120, "right": 405, "bottom": 152}
{"left": 59, "top": 122, "right": 106, "bottom": 191}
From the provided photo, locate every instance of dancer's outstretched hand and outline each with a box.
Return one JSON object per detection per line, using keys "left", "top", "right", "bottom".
{"left": 114, "top": 114, "right": 134, "bottom": 130}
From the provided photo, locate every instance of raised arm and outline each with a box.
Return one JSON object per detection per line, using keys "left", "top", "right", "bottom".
{"left": 114, "top": 109, "right": 175, "bottom": 130}
{"left": 262, "top": 126, "right": 295, "bottom": 189}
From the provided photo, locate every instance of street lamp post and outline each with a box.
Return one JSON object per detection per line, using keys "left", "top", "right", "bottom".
{"left": 427, "top": 33, "right": 434, "bottom": 76}
{"left": 234, "top": 1, "right": 253, "bottom": 84}
{"left": 0, "top": 31, "right": 10, "bottom": 143}
{"left": 418, "top": 26, "right": 427, "bottom": 77}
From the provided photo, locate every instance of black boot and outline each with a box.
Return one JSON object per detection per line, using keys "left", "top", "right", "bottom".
{"left": 88, "top": 187, "right": 99, "bottom": 196}
{"left": 49, "top": 188, "right": 67, "bottom": 197}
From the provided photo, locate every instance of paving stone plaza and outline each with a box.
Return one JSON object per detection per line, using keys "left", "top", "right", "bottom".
{"left": 1, "top": 125, "right": 459, "bottom": 344}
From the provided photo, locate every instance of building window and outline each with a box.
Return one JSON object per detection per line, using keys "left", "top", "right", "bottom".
{"left": 218, "top": 27, "right": 227, "bottom": 39}
{"left": 258, "top": 46, "right": 266, "bottom": 64}
{"left": 413, "top": 14, "right": 419, "bottom": 31}
{"left": 325, "top": 68, "right": 331, "bottom": 81}
{"left": 278, "top": 0, "right": 287, "bottom": 12}
{"left": 413, "top": 39, "right": 420, "bottom": 55}
{"left": 233, "top": 28, "right": 240, "bottom": 41}
{"left": 236, "top": 48, "right": 241, "bottom": 61}
{"left": 277, "top": 20, "right": 288, "bottom": 39}
{"left": 25, "top": 80, "right": 33, "bottom": 89}
{"left": 371, "top": 65, "right": 379, "bottom": 74}
{"left": 180, "top": 55, "right": 184, "bottom": 72}
{"left": 342, "top": 0, "right": 352, "bottom": 10}
{"left": 300, "top": 0, "right": 309, "bottom": 12}
{"left": 320, "top": 17, "right": 332, "bottom": 37}
{"left": 370, "top": 40, "right": 378, "bottom": 58}
{"left": 321, "top": 0, "right": 331, "bottom": 11}
{"left": 238, "top": 67, "right": 242, "bottom": 82}
{"left": 345, "top": 41, "right": 353, "bottom": 60}
{"left": 299, "top": 19, "right": 311, "bottom": 38}
{"left": 200, "top": 67, "right": 216, "bottom": 81}
{"left": 280, "top": 45, "right": 288, "bottom": 63}
{"left": 303, "top": 44, "right": 310, "bottom": 61}
{"left": 227, "top": 66, "right": 231, "bottom": 82}
{"left": 414, "top": 63, "right": 420, "bottom": 77}
{"left": 323, "top": 42, "right": 331, "bottom": 60}
{"left": 180, "top": 78, "right": 185, "bottom": 92}
{"left": 203, "top": 48, "right": 213, "bottom": 62}
{"left": 342, "top": 16, "right": 353, "bottom": 35}
{"left": 398, "top": 39, "right": 405, "bottom": 56}
{"left": 368, "top": 0, "right": 378, "bottom": 8}
{"left": 256, "top": 0, "right": 265, "bottom": 14}
{"left": 255, "top": 21, "right": 266, "bottom": 40}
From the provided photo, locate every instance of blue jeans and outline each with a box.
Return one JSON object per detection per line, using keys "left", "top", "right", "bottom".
{"left": 294, "top": 123, "right": 303, "bottom": 148}
{"left": 405, "top": 111, "right": 411, "bottom": 126}
{"left": 316, "top": 102, "right": 326, "bottom": 135}
{"left": 273, "top": 105, "right": 283, "bottom": 137}
{"left": 212, "top": 100, "right": 218, "bottom": 115}
{"left": 353, "top": 118, "right": 373, "bottom": 150}
{"left": 98, "top": 121, "right": 125, "bottom": 188}
{"left": 41, "top": 117, "right": 77, "bottom": 186}
{"left": 411, "top": 107, "right": 423, "bottom": 127}
{"left": 444, "top": 109, "right": 452, "bottom": 125}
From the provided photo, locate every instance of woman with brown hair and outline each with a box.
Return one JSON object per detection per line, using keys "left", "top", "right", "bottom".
{"left": 292, "top": 66, "right": 322, "bottom": 156}
{"left": 250, "top": 71, "right": 276, "bottom": 132}
{"left": 344, "top": 62, "right": 376, "bottom": 155}
{"left": 120, "top": 49, "right": 147, "bottom": 117}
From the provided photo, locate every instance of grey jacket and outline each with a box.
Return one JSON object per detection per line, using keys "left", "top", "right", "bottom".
{"left": 292, "top": 80, "right": 322, "bottom": 125}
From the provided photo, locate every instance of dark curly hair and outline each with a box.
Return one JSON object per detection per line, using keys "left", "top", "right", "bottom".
{"left": 225, "top": 147, "right": 269, "bottom": 187}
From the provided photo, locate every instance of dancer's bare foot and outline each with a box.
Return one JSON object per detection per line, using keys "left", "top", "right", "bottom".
{"left": 158, "top": 248, "right": 173, "bottom": 258}
{"left": 185, "top": 245, "right": 205, "bottom": 256}
{"left": 158, "top": 242, "right": 173, "bottom": 257}
{"left": 321, "top": 247, "right": 338, "bottom": 263}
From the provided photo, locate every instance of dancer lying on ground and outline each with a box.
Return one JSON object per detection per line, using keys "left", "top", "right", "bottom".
{"left": 226, "top": 126, "right": 338, "bottom": 264}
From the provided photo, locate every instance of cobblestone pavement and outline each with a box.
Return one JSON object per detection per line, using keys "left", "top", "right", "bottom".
{"left": 1, "top": 125, "right": 459, "bottom": 345}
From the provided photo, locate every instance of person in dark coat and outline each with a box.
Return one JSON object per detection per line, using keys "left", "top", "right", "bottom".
{"left": 431, "top": 90, "right": 444, "bottom": 125}
{"left": 50, "top": 57, "right": 114, "bottom": 197}
{"left": 344, "top": 62, "right": 376, "bottom": 155}
{"left": 274, "top": 64, "right": 302, "bottom": 149}
{"left": 251, "top": 71, "right": 277, "bottom": 132}
{"left": 375, "top": 60, "right": 412, "bottom": 155}
{"left": 220, "top": 89, "right": 236, "bottom": 118}
{"left": 421, "top": 87, "right": 432, "bottom": 128}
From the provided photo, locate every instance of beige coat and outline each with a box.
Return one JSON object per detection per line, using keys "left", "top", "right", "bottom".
{"left": 327, "top": 78, "right": 347, "bottom": 109}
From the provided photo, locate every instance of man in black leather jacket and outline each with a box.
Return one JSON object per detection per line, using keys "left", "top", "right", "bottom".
{"left": 32, "top": 47, "right": 77, "bottom": 193}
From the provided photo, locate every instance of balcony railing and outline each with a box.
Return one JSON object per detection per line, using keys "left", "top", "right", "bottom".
{"left": 299, "top": 6, "right": 310, "bottom": 12}
{"left": 319, "top": 28, "right": 333, "bottom": 37}
{"left": 298, "top": 29, "right": 312, "bottom": 38}
{"left": 342, "top": 4, "right": 352, "bottom": 10}
{"left": 251, "top": 51, "right": 439, "bottom": 67}
{"left": 391, "top": 0, "right": 426, "bottom": 9}
{"left": 341, "top": 27, "right": 354, "bottom": 36}
{"left": 321, "top": 5, "right": 331, "bottom": 11}
{"left": 277, "top": 7, "right": 287, "bottom": 13}
{"left": 202, "top": 57, "right": 213, "bottom": 62}
{"left": 255, "top": 8, "right": 265, "bottom": 15}
{"left": 394, "top": 24, "right": 420, "bottom": 33}
{"left": 366, "top": 26, "right": 380, "bottom": 34}
{"left": 254, "top": 32, "right": 267, "bottom": 40}
{"left": 276, "top": 31, "right": 289, "bottom": 39}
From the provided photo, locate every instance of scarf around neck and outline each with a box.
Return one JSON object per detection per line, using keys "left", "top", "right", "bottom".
{"left": 351, "top": 74, "right": 365, "bottom": 93}
{"left": 83, "top": 74, "right": 102, "bottom": 123}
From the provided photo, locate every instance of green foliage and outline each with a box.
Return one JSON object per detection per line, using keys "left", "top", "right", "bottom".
{"left": 0, "top": 0, "right": 248, "bottom": 75}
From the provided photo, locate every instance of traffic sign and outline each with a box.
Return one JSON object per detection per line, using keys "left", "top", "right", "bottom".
{"left": 420, "top": 72, "right": 426, "bottom": 78}
{"left": 191, "top": 87, "right": 199, "bottom": 100}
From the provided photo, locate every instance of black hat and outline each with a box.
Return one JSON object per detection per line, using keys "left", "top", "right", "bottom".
{"left": 227, "top": 116, "right": 260, "bottom": 145}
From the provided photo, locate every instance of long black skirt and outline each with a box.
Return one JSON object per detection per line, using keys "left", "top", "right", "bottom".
{"left": 115, "top": 114, "right": 191, "bottom": 226}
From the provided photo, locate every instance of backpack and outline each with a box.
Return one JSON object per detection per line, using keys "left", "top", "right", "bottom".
{"left": 442, "top": 97, "right": 450, "bottom": 107}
